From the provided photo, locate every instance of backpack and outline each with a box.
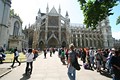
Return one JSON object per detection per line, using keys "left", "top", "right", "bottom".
{"left": 70, "top": 51, "right": 81, "bottom": 70}
{"left": 61, "top": 51, "right": 64, "bottom": 57}
{"left": 96, "top": 53, "right": 102, "bottom": 60}
{"left": 60, "top": 51, "right": 65, "bottom": 58}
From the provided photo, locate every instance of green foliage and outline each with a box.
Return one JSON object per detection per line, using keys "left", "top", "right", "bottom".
{"left": 10, "top": 9, "right": 14, "bottom": 17}
{"left": 4, "top": 51, "right": 11, "bottom": 54}
{"left": 9, "top": 9, "right": 23, "bottom": 23}
{"left": 78, "top": 0, "right": 118, "bottom": 29}
{"left": 116, "top": 16, "right": 120, "bottom": 25}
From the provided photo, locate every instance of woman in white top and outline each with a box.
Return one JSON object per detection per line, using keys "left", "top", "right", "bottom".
{"left": 25, "top": 48, "right": 34, "bottom": 74}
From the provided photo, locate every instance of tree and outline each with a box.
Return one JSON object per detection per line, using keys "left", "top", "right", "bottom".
{"left": 10, "top": 9, "right": 14, "bottom": 17}
{"left": 78, "top": 0, "right": 119, "bottom": 29}
{"left": 116, "top": 16, "right": 120, "bottom": 25}
{"left": 9, "top": 9, "right": 23, "bottom": 23}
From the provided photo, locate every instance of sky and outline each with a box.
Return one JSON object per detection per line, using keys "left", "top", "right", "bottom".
{"left": 11, "top": 0, "right": 120, "bottom": 40}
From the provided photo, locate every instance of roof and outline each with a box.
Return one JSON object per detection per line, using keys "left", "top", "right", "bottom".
{"left": 41, "top": 13, "right": 46, "bottom": 16}
{"left": 49, "top": 7, "right": 58, "bottom": 14}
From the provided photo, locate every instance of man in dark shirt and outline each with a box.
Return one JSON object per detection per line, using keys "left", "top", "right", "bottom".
{"left": 110, "top": 50, "right": 120, "bottom": 80}
{"left": 67, "top": 43, "right": 80, "bottom": 80}
{"left": 11, "top": 47, "right": 21, "bottom": 68}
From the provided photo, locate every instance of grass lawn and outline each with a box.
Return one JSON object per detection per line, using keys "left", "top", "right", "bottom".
{"left": 3, "top": 52, "right": 26, "bottom": 63}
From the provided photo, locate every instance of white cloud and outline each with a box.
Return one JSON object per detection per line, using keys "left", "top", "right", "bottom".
{"left": 112, "top": 31, "right": 120, "bottom": 40}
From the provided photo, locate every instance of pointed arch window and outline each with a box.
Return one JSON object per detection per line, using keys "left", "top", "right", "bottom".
{"left": 89, "top": 34, "right": 92, "bottom": 38}
{"left": 82, "top": 39, "right": 84, "bottom": 47}
{"left": 13, "top": 21, "right": 19, "bottom": 36}
{"left": 54, "top": 32, "right": 59, "bottom": 39}
{"left": 78, "top": 39, "right": 80, "bottom": 47}
{"left": 48, "top": 31, "right": 52, "bottom": 38}
{"left": 40, "top": 31, "right": 45, "bottom": 39}
{"left": 94, "top": 39, "right": 96, "bottom": 47}
{"left": 98, "top": 40, "right": 101, "bottom": 48}
{"left": 86, "top": 39, "right": 88, "bottom": 47}
{"left": 90, "top": 39, "right": 92, "bottom": 47}
{"left": 61, "top": 32, "right": 66, "bottom": 40}
{"left": 73, "top": 39, "right": 76, "bottom": 47}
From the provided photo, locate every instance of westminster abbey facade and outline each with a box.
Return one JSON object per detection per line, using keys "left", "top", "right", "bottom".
{"left": 24, "top": 5, "right": 113, "bottom": 50}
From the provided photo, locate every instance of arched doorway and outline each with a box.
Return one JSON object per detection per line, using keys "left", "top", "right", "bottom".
{"left": 39, "top": 41, "right": 45, "bottom": 50}
{"left": 48, "top": 37, "right": 58, "bottom": 48}
{"left": 62, "top": 41, "right": 66, "bottom": 48}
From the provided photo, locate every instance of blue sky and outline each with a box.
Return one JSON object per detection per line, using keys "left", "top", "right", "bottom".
{"left": 11, "top": 0, "right": 120, "bottom": 39}
{"left": 109, "top": 3, "right": 120, "bottom": 32}
{"left": 109, "top": 3, "right": 120, "bottom": 40}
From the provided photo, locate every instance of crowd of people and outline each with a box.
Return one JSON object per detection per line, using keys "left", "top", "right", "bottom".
{"left": 57, "top": 46, "right": 120, "bottom": 80}
{"left": 0, "top": 44, "right": 120, "bottom": 80}
{"left": 42, "top": 45, "right": 120, "bottom": 80}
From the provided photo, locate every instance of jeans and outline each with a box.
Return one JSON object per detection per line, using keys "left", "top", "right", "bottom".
{"left": 68, "top": 65, "right": 76, "bottom": 80}
{"left": 11, "top": 56, "right": 21, "bottom": 67}
{"left": 90, "top": 57, "right": 94, "bottom": 67}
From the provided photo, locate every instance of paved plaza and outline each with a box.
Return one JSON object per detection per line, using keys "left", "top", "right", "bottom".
{"left": 0, "top": 51, "right": 112, "bottom": 80}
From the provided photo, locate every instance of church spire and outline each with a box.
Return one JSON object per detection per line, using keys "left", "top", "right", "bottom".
{"left": 65, "top": 11, "right": 69, "bottom": 18}
{"left": 38, "top": 9, "right": 41, "bottom": 14}
{"left": 37, "top": 8, "right": 41, "bottom": 18}
{"left": 58, "top": 4, "right": 61, "bottom": 14}
{"left": 24, "top": 25, "right": 27, "bottom": 30}
{"left": 46, "top": 3, "right": 49, "bottom": 13}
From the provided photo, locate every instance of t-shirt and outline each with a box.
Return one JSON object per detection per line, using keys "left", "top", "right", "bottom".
{"left": 89, "top": 50, "right": 94, "bottom": 57}
{"left": 15, "top": 51, "right": 19, "bottom": 57}
{"left": 61, "top": 51, "right": 65, "bottom": 57}
{"left": 26, "top": 52, "right": 34, "bottom": 62}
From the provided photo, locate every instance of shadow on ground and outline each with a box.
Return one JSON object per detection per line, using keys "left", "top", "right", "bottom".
{"left": 20, "top": 73, "right": 31, "bottom": 80}
{"left": 100, "top": 70, "right": 112, "bottom": 79}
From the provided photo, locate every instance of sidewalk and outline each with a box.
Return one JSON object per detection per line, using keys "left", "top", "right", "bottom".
{"left": 0, "top": 51, "right": 112, "bottom": 80}
{"left": 0, "top": 63, "right": 12, "bottom": 78}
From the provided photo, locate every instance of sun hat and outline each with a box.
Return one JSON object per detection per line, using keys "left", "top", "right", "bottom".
{"left": 111, "top": 48, "right": 115, "bottom": 51}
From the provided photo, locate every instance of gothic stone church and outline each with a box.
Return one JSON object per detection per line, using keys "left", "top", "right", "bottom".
{"left": 25, "top": 5, "right": 113, "bottom": 50}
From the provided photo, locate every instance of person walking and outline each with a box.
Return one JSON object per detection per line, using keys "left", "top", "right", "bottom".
{"left": 106, "top": 48, "right": 115, "bottom": 73}
{"left": 89, "top": 47, "right": 95, "bottom": 69}
{"left": 102, "top": 49, "right": 109, "bottom": 70}
{"left": 95, "top": 49, "right": 103, "bottom": 73}
{"left": 60, "top": 48, "right": 66, "bottom": 65}
{"left": 81, "top": 48, "right": 86, "bottom": 65}
{"left": 65, "top": 48, "right": 69, "bottom": 61}
{"left": 50, "top": 48, "right": 52, "bottom": 57}
{"left": 25, "top": 48, "right": 34, "bottom": 75}
{"left": 43, "top": 48, "right": 47, "bottom": 58}
{"left": 67, "top": 43, "right": 78, "bottom": 80}
{"left": 11, "top": 48, "right": 21, "bottom": 68}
